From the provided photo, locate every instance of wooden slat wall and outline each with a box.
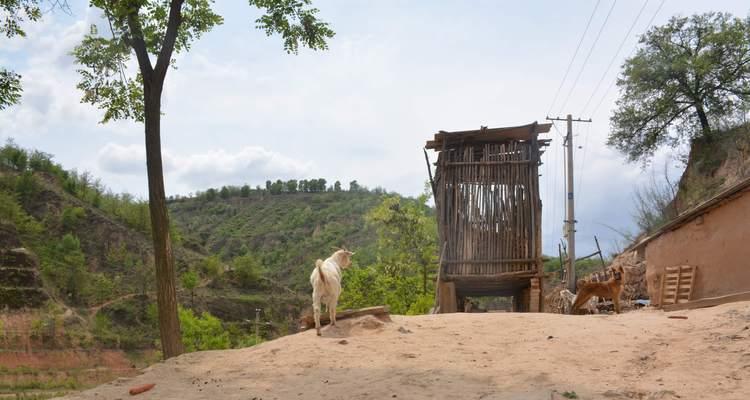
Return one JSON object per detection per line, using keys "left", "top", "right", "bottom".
{"left": 434, "top": 141, "right": 539, "bottom": 276}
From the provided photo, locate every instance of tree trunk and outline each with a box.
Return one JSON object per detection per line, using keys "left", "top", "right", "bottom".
{"left": 144, "top": 85, "right": 184, "bottom": 359}
{"left": 695, "top": 104, "right": 712, "bottom": 136}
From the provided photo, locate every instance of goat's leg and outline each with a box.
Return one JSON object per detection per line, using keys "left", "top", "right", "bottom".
{"left": 312, "top": 295, "right": 322, "bottom": 336}
{"left": 329, "top": 301, "right": 336, "bottom": 326}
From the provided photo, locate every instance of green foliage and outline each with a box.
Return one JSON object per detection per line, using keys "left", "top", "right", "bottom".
{"left": 233, "top": 333, "right": 264, "bottom": 348}
{"left": 200, "top": 255, "right": 222, "bottom": 278}
{"left": 74, "top": 0, "right": 332, "bottom": 123}
{"left": 82, "top": 272, "right": 115, "bottom": 305}
{"left": 0, "top": 139, "right": 28, "bottom": 170}
{"left": 366, "top": 192, "right": 437, "bottom": 291}
{"left": 169, "top": 190, "right": 382, "bottom": 291}
{"left": 339, "top": 265, "right": 432, "bottom": 315}
{"left": 40, "top": 234, "right": 89, "bottom": 305}
{"left": 14, "top": 171, "right": 38, "bottom": 203}
{"left": 250, "top": 0, "right": 335, "bottom": 54}
{"left": 61, "top": 206, "right": 86, "bottom": 231}
{"left": 0, "top": 68, "right": 23, "bottom": 110}
{"left": 0, "top": 0, "right": 42, "bottom": 38}
{"left": 286, "top": 179, "right": 298, "bottom": 193}
{"left": 1, "top": 1, "right": 44, "bottom": 110}
{"left": 71, "top": 27, "right": 145, "bottom": 123}
{"left": 240, "top": 184, "right": 251, "bottom": 197}
{"left": 231, "top": 253, "right": 264, "bottom": 288}
{"left": 181, "top": 269, "right": 198, "bottom": 305}
{"left": 610, "top": 12, "right": 750, "bottom": 163}
{"left": 0, "top": 190, "right": 42, "bottom": 237}
{"left": 181, "top": 269, "right": 198, "bottom": 292}
{"left": 179, "top": 307, "right": 230, "bottom": 352}
{"left": 339, "top": 191, "right": 438, "bottom": 314}
{"left": 94, "top": 299, "right": 159, "bottom": 350}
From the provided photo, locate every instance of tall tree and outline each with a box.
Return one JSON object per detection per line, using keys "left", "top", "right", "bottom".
{"left": 366, "top": 192, "right": 437, "bottom": 293}
{"left": 72, "top": 0, "right": 333, "bottom": 358}
{"left": 609, "top": 12, "right": 750, "bottom": 163}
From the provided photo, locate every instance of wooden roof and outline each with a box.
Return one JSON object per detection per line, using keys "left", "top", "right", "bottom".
{"left": 425, "top": 122, "right": 552, "bottom": 150}
{"left": 630, "top": 176, "right": 750, "bottom": 250}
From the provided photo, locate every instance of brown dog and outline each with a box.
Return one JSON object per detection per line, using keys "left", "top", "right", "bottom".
{"left": 570, "top": 266, "right": 625, "bottom": 314}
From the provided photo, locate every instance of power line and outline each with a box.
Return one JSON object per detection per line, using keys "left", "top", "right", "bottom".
{"left": 588, "top": 0, "right": 666, "bottom": 118}
{"left": 545, "top": 0, "right": 602, "bottom": 117}
{"left": 580, "top": 0, "right": 650, "bottom": 116}
{"left": 570, "top": 0, "right": 666, "bottom": 249}
{"left": 557, "top": 0, "right": 618, "bottom": 116}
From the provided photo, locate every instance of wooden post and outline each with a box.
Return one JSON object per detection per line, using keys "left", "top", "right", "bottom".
{"left": 546, "top": 115, "right": 590, "bottom": 293}
{"left": 433, "top": 242, "right": 447, "bottom": 313}
{"left": 565, "top": 114, "right": 576, "bottom": 293}
{"left": 438, "top": 281, "right": 457, "bottom": 313}
{"left": 594, "top": 235, "right": 607, "bottom": 273}
{"left": 529, "top": 277, "right": 541, "bottom": 312}
{"left": 557, "top": 243, "right": 564, "bottom": 282}
{"left": 423, "top": 148, "right": 436, "bottom": 198}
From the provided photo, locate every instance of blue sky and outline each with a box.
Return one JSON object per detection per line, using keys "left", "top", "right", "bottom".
{"left": 1, "top": 0, "right": 748, "bottom": 256}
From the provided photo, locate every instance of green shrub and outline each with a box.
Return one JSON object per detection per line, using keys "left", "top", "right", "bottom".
{"left": 232, "top": 253, "right": 264, "bottom": 288}
{"left": 0, "top": 190, "right": 42, "bottom": 237}
{"left": 83, "top": 273, "right": 115, "bottom": 304}
{"left": 181, "top": 270, "right": 198, "bottom": 305}
{"left": 40, "top": 234, "right": 89, "bottom": 305}
{"left": 200, "top": 255, "right": 222, "bottom": 278}
{"left": 179, "top": 308, "right": 230, "bottom": 352}
{"left": 0, "top": 139, "right": 28, "bottom": 171}
{"left": 15, "top": 171, "right": 39, "bottom": 203}
{"left": 61, "top": 206, "right": 86, "bottom": 231}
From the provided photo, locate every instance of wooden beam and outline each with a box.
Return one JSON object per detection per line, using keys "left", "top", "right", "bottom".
{"left": 445, "top": 271, "right": 538, "bottom": 281}
{"left": 443, "top": 258, "right": 535, "bottom": 264}
{"left": 426, "top": 123, "right": 552, "bottom": 149}
{"left": 663, "top": 291, "right": 750, "bottom": 312}
{"left": 298, "top": 306, "right": 390, "bottom": 330}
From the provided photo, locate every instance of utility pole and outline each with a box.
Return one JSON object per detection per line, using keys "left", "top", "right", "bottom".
{"left": 546, "top": 114, "right": 591, "bottom": 293}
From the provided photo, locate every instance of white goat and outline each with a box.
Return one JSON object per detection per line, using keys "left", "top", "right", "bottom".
{"left": 310, "top": 248, "right": 353, "bottom": 336}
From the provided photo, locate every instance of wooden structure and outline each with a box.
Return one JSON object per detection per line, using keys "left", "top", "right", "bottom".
{"left": 426, "top": 122, "right": 551, "bottom": 312}
{"left": 659, "top": 265, "right": 696, "bottom": 307}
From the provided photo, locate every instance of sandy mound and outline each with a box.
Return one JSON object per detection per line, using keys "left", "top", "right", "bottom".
{"left": 57, "top": 302, "right": 750, "bottom": 400}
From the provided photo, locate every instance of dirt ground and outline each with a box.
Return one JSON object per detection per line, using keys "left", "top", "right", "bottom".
{"left": 57, "top": 301, "right": 750, "bottom": 400}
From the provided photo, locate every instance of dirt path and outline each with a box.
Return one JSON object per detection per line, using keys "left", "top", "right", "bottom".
{"left": 57, "top": 301, "right": 750, "bottom": 400}
{"left": 88, "top": 293, "right": 144, "bottom": 317}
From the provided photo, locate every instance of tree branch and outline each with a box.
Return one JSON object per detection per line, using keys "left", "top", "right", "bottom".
{"left": 154, "top": 0, "right": 185, "bottom": 83}
{"left": 126, "top": 10, "right": 154, "bottom": 80}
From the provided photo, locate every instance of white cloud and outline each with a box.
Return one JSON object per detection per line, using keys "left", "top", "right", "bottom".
{"left": 174, "top": 146, "right": 311, "bottom": 189}
{"left": 97, "top": 142, "right": 310, "bottom": 192}
{"left": 97, "top": 143, "right": 147, "bottom": 175}
{"left": 9, "top": 0, "right": 750, "bottom": 257}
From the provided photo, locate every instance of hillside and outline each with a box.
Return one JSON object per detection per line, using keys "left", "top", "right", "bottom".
{"left": 0, "top": 142, "right": 396, "bottom": 397}
{"left": 0, "top": 142, "right": 388, "bottom": 316}
{"left": 58, "top": 301, "right": 750, "bottom": 400}
{"left": 167, "top": 190, "right": 383, "bottom": 292}
{"left": 674, "top": 123, "right": 750, "bottom": 211}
